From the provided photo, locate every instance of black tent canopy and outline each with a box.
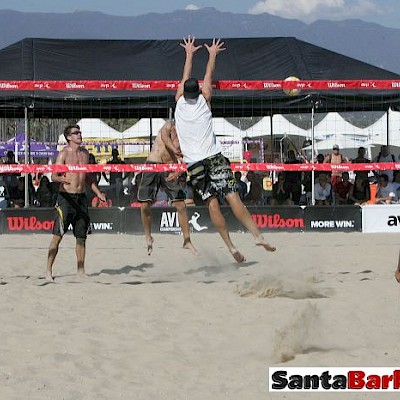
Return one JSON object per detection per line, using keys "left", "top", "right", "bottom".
{"left": 0, "top": 37, "right": 399, "bottom": 118}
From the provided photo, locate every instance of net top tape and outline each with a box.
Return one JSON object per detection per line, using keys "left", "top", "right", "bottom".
{"left": 0, "top": 162, "right": 396, "bottom": 174}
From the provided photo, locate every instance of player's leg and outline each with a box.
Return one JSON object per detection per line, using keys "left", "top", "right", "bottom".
{"left": 225, "top": 192, "right": 276, "bottom": 252}
{"left": 207, "top": 196, "right": 245, "bottom": 263}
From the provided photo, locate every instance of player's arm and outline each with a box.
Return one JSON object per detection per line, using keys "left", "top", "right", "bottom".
{"left": 175, "top": 36, "right": 202, "bottom": 101}
{"left": 160, "top": 122, "right": 182, "bottom": 159}
{"left": 202, "top": 38, "right": 226, "bottom": 102}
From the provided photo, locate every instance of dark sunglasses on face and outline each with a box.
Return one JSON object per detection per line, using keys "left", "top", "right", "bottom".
{"left": 70, "top": 131, "right": 82, "bottom": 135}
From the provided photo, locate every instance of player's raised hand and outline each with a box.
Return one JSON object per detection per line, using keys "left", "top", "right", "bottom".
{"left": 204, "top": 38, "right": 226, "bottom": 56}
{"left": 180, "top": 35, "right": 203, "bottom": 55}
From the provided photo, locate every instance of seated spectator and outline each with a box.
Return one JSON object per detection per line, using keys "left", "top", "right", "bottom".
{"left": 375, "top": 173, "right": 397, "bottom": 204}
{"left": 271, "top": 173, "right": 293, "bottom": 206}
{"left": 335, "top": 172, "right": 353, "bottom": 205}
{"left": 314, "top": 174, "right": 332, "bottom": 205}
{"left": 9, "top": 177, "right": 27, "bottom": 208}
{"left": 234, "top": 171, "right": 248, "bottom": 200}
{"left": 244, "top": 171, "right": 263, "bottom": 206}
{"left": 35, "top": 176, "right": 54, "bottom": 207}
{"left": 393, "top": 171, "right": 400, "bottom": 199}
{"left": 348, "top": 176, "right": 370, "bottom": 205}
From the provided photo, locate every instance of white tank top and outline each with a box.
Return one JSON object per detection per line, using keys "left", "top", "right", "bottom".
{"left": 175, "top": 94, "right": 221, "bottom": 164}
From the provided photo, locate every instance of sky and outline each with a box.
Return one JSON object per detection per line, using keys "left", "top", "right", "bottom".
{"left": 2, "top": 0, "right": 400, "bottom": 29}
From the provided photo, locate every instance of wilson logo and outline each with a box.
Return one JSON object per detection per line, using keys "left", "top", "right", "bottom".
{"left": 251, "top": 214, "right": 304, "bottom": 229}
{"left": 7, "top": 217, "right": 54, "bottom": 231}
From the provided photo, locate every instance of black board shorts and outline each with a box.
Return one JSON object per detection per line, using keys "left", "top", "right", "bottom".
{"left": 52, "top": 192, "right": 90, "bottom": 239}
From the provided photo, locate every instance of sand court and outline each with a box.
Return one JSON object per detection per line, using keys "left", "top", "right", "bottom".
{"left": 0, "top": 232, "right": 399, "bottom": 399}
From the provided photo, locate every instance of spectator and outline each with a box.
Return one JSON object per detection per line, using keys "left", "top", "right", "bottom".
{"left": 352, "top": 146, "right": 370, "bottom": 182}
{"left": 302, "top": 153, "right": 325, "bottom": 205}
{"left": 314, "top": 174, "right": 332, "bottom": 205}
{"left": 348, "top": 176, "right": 370, "bottom": 205}
{"left": 129, "top": 173, "right": 142, "bottom": 207}
{"left": 271, "top": 173, "right": 293, "bottom": 206}
{"left": 284, "top": 150, "right": 302, "bottom": 204}
{"left": 324, "top": 144, "right": 348, "bottom": 202}
{"left": 374, "top": 145, "right": 396, "bottom": 183}
{"left": 335, "top": 172, "right": 353, "bottom": 205}
{"left": 393, "top": 171, "right": 400, "bottom": 199}
{"left": 3, "top": 150, "right": 19, "bottom": 193}
{"left": 9, "top": 176, "right": 35, "bottom": 208}
{"left": 36, "top": 176, "right": 54, "bottom": 207}
{"left": 375, "top": 173, "right": 397, "bottom": 204}
{"left": 244, "top": 171, "right": 263, "bottom": 206}
{"left": 234, "top": 171, "right": 248, "bottom": 200}
{"left": 86, "top": 153, "right": 102, "bottom": 205}
{"left": 88, "top": 153, "right": 101, "bottom": 185}
{"left": 102, "top": 148, "right": 125, "bottom": 206}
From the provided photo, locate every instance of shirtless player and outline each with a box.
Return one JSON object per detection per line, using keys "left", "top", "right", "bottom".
{"left": 46, "top": 124, "right": 106, "bottom": 281}
{"left": 138, "top": 120, "right": 198, "bottom": 256}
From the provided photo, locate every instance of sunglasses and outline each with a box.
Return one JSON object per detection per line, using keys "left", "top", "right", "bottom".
{"left": 70, "top": 131, "right": 82, "bottom": 135}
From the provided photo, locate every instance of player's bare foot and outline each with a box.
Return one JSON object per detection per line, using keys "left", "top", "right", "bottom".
{"left": 183, "top": 238, "right": 200, "bottom": 256}
{"left": 395, "top": 269, "right": 400, "bottom": 283}
{"left": 231, "top": 250, "right": 246, "bottom": 263}
{"left": 77, "top": 269, "right": 87, "bottom": 278}
{"left": 45, "top": 271, "right": 54, "bottom": 282}
{"left": 146, "top": 236, "right": 154, "bottom": 255}
{"left": 255, "top": 237, "right": 276, "bottom": 252}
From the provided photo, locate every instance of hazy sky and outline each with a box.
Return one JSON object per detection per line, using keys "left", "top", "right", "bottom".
{"left": 3, "top": 0, "right": 400, "bottom": 28}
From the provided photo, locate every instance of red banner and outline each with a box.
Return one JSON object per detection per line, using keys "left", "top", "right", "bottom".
{"left": 0, "top": 79, "right": 400, "bottom": 91}
{"left": 0, "top": 162, "right": 397, "bottom": 174}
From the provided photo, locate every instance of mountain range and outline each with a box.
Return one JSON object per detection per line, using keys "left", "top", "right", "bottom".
{"left": 0, "top": 7, "right": 399, "bottom": 74}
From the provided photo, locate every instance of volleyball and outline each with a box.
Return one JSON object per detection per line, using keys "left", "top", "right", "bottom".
{"left": 283, "top": 76, "right": 301, "bottom": 96}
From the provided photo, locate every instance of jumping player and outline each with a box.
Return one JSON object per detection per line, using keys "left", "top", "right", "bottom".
{"left": 138, "top": 120, "right": 198, "bottom": 256}
{"left": 174, "top": 36, "right": 276, "bottom": 262}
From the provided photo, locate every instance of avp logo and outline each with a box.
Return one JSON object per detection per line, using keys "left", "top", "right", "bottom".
{"left": 386, "top": 216, "right": 400, "bottom": 226}
{"left": 160, "top": 211, "right": 181, "bottom": 232}
{"left": 188, "top": 212, "right": 208, "bottom": 232}
{"left": 160, "top": 211, "right": 208, "bottom": 232}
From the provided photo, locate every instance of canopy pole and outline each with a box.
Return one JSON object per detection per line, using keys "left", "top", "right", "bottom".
{"left": 270, "top": 115, "right": 273, "bottom": 163}
{"left": 386, "top": 109, "right": 390, "bottom": 145}
{"left": 311, "top": 104, "right": 316, "bottom": 206}
{"left": 24, "top": 106, "right": 29, "bottom": 208}
{"left": 149, "top": 117, "right": 153, "bottom": 151}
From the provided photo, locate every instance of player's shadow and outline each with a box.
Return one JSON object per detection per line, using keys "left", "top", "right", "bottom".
{"left": 90, "top": 263, "right": 154, "bottom": 276}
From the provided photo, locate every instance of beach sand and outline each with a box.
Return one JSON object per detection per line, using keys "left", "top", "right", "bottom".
{"left": 0, "top": 231, "right": 399, "bottom": 399}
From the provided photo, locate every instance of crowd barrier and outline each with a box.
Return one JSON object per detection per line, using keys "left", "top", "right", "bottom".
{"left": 0, "top": 206, "right": 367, "bottom": 234}
{"left": 3, "top": 205, "right": 400, "bottom": 234}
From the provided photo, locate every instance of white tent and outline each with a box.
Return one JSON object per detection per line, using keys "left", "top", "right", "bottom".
{"left": 122, "top": 118, "right": 167, "bottom": 138}
{"left": 58, "top": 118, "right": 122, "bottom": 143}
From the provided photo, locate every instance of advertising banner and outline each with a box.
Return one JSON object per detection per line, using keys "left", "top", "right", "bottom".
{"left": 124, "top": 206, "right": 214, "bottom": 234}
{"left": 247, "top": 206, "right": 305, "bottom": 232}
{"left": 88, "top": 208, "right": 123, "bottom": 233}
{"left": 124, "top": 206, "right": 306, "bottom": 234}
{"left": 2, "top": 208, "right": 56, "bottom": 234}
{"left": 305, "top": 206, "right": 361, "bottom": 232}
{"left": 362, "top": 205, "right": 400, "bottom": 233}
{"left": 0, "top": 207, "right": 123, "bottom": 234}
